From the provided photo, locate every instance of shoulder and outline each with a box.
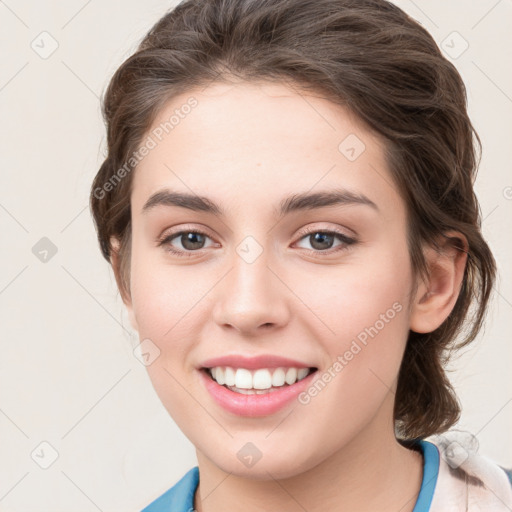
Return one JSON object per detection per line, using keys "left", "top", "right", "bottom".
{"left": 141, "top": 466, "right": 199, "bottom": 512}
{"left": 426, "top": 431, "right": 512, "bottom": 511}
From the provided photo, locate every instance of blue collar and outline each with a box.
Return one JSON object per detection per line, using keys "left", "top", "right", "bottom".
{"left": 141, "top": 439, "right": 439, "bottom": 511}
{"left": 412, "top": 440, "right": 440, "bottom": 512}
{"left": 141, "top": 465, "right": 199, "bottom": 512}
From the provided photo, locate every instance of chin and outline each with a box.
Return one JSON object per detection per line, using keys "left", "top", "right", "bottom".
{"left": 202, "top": 440, "right": 321, "bottom": 481}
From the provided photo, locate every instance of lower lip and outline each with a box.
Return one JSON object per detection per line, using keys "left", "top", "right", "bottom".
{"left": 199, "top": 369, "right": 316, "bottom": 417}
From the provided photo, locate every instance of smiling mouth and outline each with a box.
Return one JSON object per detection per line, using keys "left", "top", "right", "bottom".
{"left": 201, "top": 366, "right": 318, "bottom": 395}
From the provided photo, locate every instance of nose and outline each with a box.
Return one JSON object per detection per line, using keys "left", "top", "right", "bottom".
{"left": 212, "top": 245, "right": 291, "bottom": 336}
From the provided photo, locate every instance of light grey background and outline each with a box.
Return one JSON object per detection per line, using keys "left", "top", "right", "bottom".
{"left": 0, "top": 1, "right": 511, "bottom": 510}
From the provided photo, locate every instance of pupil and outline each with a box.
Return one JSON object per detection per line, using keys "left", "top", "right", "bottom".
{"left": 310, "top": 232, "right": 333, "bottom": 250}
{"left": 182, "top": 232, "right": 205, "bottom": 250}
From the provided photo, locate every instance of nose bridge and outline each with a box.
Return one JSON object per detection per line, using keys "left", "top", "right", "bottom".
{"left": 212, "top": 232, "right": 289, "bottom": 333}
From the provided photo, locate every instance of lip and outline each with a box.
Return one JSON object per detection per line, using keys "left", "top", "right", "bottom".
{"left": 199, "top": 367, "right": 317, "bottom": 417}
{"left": 199, "top": 354, "right": 314, "bottom": 370}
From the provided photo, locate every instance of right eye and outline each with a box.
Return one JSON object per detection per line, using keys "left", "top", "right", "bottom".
{"left": 157, "top": 229, "right": 216, "bottom": 257}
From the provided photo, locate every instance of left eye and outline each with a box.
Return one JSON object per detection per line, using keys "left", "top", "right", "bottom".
{"left": 158, "top": 228, "right": 356, "bottom": 257}
{"left": 294, "top": 230, "right": 356, "bottom": 252}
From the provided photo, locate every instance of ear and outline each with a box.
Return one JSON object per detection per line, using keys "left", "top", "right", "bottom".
{"left": 110, "top": 236, "right": 139, "bottom": 332}
{"left": 410, "top": 232, "right": 468, "bottom": 333}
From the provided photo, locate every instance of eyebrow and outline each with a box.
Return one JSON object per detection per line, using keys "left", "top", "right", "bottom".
{"left": 141, "top": 188, "right": 379, "bottom": 217}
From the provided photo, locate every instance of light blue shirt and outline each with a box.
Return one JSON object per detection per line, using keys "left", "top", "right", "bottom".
{"left": 141, "top": 440, "right": 439, "bottom": 512}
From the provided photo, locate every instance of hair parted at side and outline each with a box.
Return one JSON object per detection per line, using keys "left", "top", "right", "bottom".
{"left": 90, "top": 0, "right": 496, "bottom": 440}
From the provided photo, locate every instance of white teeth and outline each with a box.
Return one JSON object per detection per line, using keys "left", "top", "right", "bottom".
{"left": 226, "top": 386, "right": 282, "bottom": 395}
{"left": 207, "top": 366, "right": 313, "bottom": 390}
{"left": 216, "top": 367, "right": 225, "bottom": 385}
{"left": 224, "top": 367, "right": 236, "bottom": 386}
{"left": 297, "top": 368, "right": 309, "bottom": 380}
{"left": 253, "top": 369, "right": 272, "bottom": 390}
{"left": 285, "top": 367, "right": 298, "bottom": 385}
{"left": 271, "top": 367, "right": 286, "bottom": 387}
{"left": 235, "top": 368, "right": 252, "bottom": 389}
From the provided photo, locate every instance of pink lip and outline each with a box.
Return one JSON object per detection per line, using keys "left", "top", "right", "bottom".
{"left": 199, "top": 354, "right": 314, "bottom": 370}
{"left": 198, "top": 368, "right": 317, "bottom": 417}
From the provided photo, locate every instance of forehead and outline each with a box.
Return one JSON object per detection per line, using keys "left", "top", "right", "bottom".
{"left": 131, "top": 81, "right": 402, "bottom": 220}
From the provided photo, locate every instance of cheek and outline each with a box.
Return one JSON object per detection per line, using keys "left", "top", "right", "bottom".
{"left": 294, "top": 243, "right": 413, "bottom": 407}
{"left": 129, "top": 246, "right": 206, "bottom": 341}
{"left": 129, "top": 258, "right": 204, "bottom": 419}
{"left": 289, "top": 239, "right": 413, "bottom": 346}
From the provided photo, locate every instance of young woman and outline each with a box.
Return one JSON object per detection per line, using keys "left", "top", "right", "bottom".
{"left": 90, "top": 0, "right": 512, "bottom": 510}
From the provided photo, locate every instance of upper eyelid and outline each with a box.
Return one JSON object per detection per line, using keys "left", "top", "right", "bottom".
{"left": 160, "top": 222, "right": 354, "bottom": 239}
{"left": 160, "top": 224, "right": 356, "bottom": 248}
{"left": 295, "top": 224, "right": 356, "bottom": 239}
{"left": 160, "top": 224, "right": 216, "bottom": 242}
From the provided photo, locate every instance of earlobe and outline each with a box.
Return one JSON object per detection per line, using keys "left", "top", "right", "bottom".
{"left": 410, "top": 232, "right": 468, "bottom": 334}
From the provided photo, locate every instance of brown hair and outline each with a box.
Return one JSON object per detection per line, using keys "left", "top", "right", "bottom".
{"left": 90, "top": 0, "right": 496, "bottom": 440}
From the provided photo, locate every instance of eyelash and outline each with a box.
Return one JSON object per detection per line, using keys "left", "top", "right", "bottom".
{"left": 156, "top": 225, "right": 357, "bottom": 258}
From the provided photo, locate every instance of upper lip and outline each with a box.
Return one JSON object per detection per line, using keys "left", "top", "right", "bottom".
{"left": 199, "top": 354, "right": 316, "bottom": 370}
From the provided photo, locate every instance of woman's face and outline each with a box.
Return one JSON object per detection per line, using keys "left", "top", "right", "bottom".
{"left": 125, "top": 81, "right": 417, "bottom": 478}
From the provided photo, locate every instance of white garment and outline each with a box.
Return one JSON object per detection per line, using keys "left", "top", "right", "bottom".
{"left": 428, "top": 431, "right": 512, "bottom": 511}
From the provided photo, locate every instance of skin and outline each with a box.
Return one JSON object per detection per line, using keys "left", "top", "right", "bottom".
{"left": 111, "top": 81, "right": 467, "bottom": 511}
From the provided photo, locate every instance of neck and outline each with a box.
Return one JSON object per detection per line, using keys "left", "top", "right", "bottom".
{"left": 193, "top": 405, "right": 423, "bottom": 512}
